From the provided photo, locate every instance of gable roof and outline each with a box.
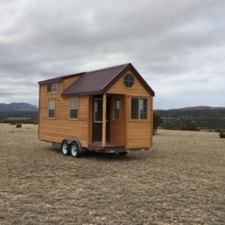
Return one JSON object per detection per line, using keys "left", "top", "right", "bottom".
{"left": 61, "top": 63, "right": 155, "bottom": 97}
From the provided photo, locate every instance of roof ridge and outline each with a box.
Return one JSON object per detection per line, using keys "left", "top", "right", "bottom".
{"left": 39, "top": 63, "right": 131, "bottom": 84}
{"left": 58, "top": 62, "right": 154, "bottom": 97}
{"left": 85, "top": 63, "right": 130, "bottom": 74}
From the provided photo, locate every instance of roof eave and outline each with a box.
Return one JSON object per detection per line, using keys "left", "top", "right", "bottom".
{"left": 128, "top": 64, "right": 155, "bottom": 96}
{"left": 102, "top": 63, "right": 155, "bottom": 97}
{"left": 38, "top": 72, "right": 85, "bottom": 85}
{"left": 61, "top": 90, "right": 104, "bottom": 98}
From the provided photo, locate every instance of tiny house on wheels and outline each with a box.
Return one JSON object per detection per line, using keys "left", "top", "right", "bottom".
{"left": 38, "top": 63, "right": 155, "bottom": 157}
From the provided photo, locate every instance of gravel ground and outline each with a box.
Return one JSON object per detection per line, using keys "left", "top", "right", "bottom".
{"left": 0, "top": 124, "right": 225, "bottom": 225}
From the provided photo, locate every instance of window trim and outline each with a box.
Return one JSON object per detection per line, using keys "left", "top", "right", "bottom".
{"left": 48, "top": 99, "right": 56, "bottom": 119}
{"left": 124, "top": 73, "right": 135, "bottom": 89}
{"left": 47, "top": 83, "right": 58, "bottom": 93}
{"left": 130, "top": 97, "right": 148, "bottom": 120}
{"left": 70, "top": 97, "right": 78, "bottom": 119}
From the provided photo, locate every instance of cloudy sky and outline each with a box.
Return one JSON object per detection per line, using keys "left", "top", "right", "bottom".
{"left": 0, "top": 0, "right": 225, "bottom": 109}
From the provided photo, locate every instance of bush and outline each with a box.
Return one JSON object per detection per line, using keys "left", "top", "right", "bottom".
{"left": 219, "top": 132, "right": 225, "bottom": 138}
{"left": 16, "top": 122, "right": 22, "bottom": 128}
{"left": 153, "top": 114, "right": 163, "bottom": 134}
{"left": 180, "top": 120, "right": 199, "bottom": 131}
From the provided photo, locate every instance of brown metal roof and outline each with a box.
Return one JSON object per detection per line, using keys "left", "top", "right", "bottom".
{"left": 39, "top": 63, "right": 155, "bottom": 97}
{"left": 61, "top": 63, "right": 132, "bottom": 97}
{"left": 38, "top": 72, "right": 84, "bottom": 85}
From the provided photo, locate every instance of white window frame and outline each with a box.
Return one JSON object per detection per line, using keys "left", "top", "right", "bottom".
{"left": 48, "top": 99, "right": 55, "bottom": 118}
{"left": 70, "top": 97, "right": 78, "bottom": 119}
{"left": 47, "top": 83, "right": 58, "bottom": 93}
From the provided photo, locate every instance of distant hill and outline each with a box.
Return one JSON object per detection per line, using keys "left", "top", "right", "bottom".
{"left": 0, "top": 103, "right": 38, "bottom": 123}
{"left": 0, "top": 103, "right": 38, "bottom": 112}
{"left": 154, "top": 106, "right": 225, "bottom": 130}
{"left": 167, "top": 106, "right": 225, "bottom": 111}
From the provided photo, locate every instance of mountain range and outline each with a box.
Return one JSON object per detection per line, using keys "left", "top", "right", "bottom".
{"left": 164, "top": 106, "right": 225, "bottom": 111}
{"left": 155, "top": 106, "right": 225, "bottom": 130}
{"left": 0, "top": 103, "right": 224, "bottom": 129}
{"left": 0, "top": 103, "right": 38, "bottom": 112}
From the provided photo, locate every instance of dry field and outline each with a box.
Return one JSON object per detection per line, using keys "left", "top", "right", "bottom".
{"left": 0, "top": 124, "right": 225, "bottom": 225}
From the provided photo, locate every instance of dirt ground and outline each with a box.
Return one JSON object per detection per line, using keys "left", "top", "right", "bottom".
{"left": 0, "top": 124, "right": 225, "bottom": 225}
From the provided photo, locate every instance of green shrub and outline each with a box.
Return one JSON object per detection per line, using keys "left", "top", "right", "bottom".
{"left": 153, "top": 113, "right": 163, "bottom": 134}
{"left": 180, "top": 120, "right": 200, "bottom": 131}
{"left": 219, "top": 132, "right": 225, "bottom": 138}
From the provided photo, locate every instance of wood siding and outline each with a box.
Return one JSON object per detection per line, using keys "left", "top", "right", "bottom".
{"left": 107, "top": 70, "right": 150, "bottom": 96}
{"left": 63, "top": 76, "right": 80, "bottom": 91}
{"left": 126, "top": 96, "right": 153, "bottom": 148}
{"left": 107, "top": 70, "right": 153, "bottom": 149}
{"left": 39, "top": 68, "right": 153, "bottom": 150}
{"left": 38, "top": 81, "right": 90, "bottom": 148}
{"left": 110, "top": 95, "right": 125, "bottom": 145}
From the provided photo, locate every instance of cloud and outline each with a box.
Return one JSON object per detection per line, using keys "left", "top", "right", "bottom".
{"left": 0, "top": 0, "right": 225, "bottom": 108}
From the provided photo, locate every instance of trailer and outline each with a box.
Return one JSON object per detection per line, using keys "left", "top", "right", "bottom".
{"left": 38, "top": 63, "right": 155, "bottom": 157}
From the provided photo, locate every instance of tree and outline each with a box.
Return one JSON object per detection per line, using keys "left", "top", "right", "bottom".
{"left": 180, "top": 120, "right": 199, "bottom": 131}
{"left": 153, "top": 113, "right": 163, "bottom": 134}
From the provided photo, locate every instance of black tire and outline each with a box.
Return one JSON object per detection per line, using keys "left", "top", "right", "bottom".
{"left": 70, "top": 141, "right": 80, "bottom": 158}
{"left": 61, "top": 140, "right": 70, "bottom": 156}
{"left": 119, "top": 152, "right": 128, "bottom": 156}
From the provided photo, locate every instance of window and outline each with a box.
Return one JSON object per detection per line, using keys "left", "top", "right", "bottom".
{"left": 47, "top": 83, "right": 58, "bottom": 93}
{"left": 48, "top": 99, "right": 55, "bottom": 118}
{"left": 94, "top": 98, "right": 102, "bottom": 122}
{"left": 113, "top": 99, "right": 120, "bottom": 120}
{"left": 131, "top": 98, "right": 148, "bottom": 120}
{"left": 124, "top": 73, "right": 135, "bottom": 88}
{"left": 70, "top": 98, "right": 78, "bottom": 119}
{"left": 131, "top": 98, "right": 139, "bottom": 119}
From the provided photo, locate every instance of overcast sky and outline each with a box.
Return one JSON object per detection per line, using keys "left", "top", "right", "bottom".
{"left": 0, "top": 0, "right": 225, "bottom": 109}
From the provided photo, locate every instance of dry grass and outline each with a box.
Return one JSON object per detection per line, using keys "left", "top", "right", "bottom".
{"left": 0, "top": 124, "right": 225, "bottom": 225}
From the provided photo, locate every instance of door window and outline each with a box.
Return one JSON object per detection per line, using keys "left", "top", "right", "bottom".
{"left": 113, "top": 98, "right": 120, "bottom": 120}
{"left": 94, "top": 98, "right": 102, "bottom": 122}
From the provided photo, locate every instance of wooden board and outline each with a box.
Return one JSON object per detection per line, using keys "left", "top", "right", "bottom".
{"left": 38, "top": 82, "right": 90, "bottom": 148}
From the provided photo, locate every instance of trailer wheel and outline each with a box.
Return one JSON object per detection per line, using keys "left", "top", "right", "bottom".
{"left": 70, "top": 141, "right": 80, "bottom": 158}
{"left": 119, "top": 152, "right": 128, "bottom": 156}
{"left": 61, "top": 140, "right": 70, "bottom": 156}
